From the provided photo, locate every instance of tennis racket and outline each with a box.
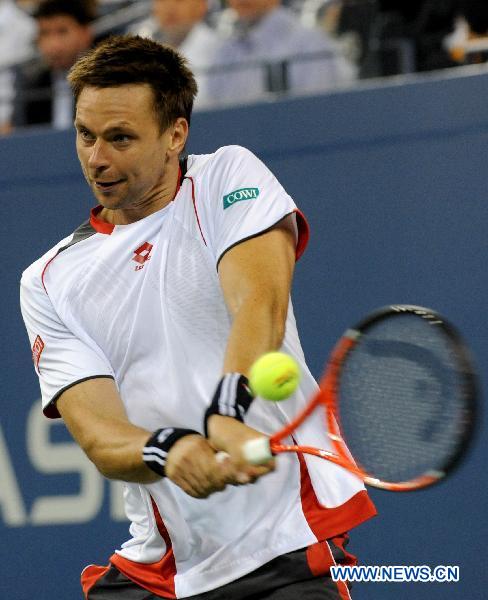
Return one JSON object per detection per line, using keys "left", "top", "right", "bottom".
{"left": 243, "top": 305, "right": 478, "bottom": 491}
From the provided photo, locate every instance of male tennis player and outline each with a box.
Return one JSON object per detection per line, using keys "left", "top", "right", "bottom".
{"left": 20, "top": 35, "right": 376, "bottom": 600}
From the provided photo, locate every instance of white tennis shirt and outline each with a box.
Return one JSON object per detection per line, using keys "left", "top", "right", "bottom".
{"left": 21, "top": 145, "right": 375, "bottom": 598}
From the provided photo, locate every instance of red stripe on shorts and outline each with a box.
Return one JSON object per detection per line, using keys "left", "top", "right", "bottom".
{"left": 110, "top": 497, "right": 177, "bottom": 598}
{"left": 81, "top": 564, "right": 111, "bottom": 598}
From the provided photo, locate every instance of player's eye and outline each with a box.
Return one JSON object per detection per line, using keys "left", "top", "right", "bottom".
{"left": 113, "top": 134, "right": 131, "bottom": 143}
{"left": 78, "top": 128, "right": 94, "bottom": 141}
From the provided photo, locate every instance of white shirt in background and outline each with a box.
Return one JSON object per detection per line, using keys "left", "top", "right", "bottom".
{"left": 0, "top": 0, "right": 36, "bottom": 125}
{"left": 130, "top": 18, "right": 221, "bottom": 108}
{"left": 207, "top": 6, "right": 357, "bottom": 107}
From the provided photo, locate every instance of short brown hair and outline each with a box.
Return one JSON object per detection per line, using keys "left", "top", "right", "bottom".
{"left": 68, "top": 35, "right": 198, "bottom": 131}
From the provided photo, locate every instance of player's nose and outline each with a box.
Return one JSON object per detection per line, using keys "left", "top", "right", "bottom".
{"left": 87, "top": 140, "right": 111, "bottom": 170}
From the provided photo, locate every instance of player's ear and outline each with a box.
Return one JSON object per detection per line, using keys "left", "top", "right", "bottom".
{"left": 167, "top": 118, "right": 189, "bottom": 157}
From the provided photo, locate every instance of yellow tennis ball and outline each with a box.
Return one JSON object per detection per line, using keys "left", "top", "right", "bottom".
{"left": 249, "top": 352, "right": 301, "bottom": 401}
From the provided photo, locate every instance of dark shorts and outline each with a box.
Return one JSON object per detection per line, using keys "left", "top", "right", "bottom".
{"left": 84, "top": 536, "right": 354, "bottom": 600}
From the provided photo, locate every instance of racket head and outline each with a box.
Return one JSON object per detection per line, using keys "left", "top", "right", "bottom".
{"left": 324, "top": 304, "right": 478, "bottom": 491}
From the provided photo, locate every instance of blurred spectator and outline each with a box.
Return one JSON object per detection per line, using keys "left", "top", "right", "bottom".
{"left": 362, "top": 0, "right": 458, "bottom": 77}
{"left": 0, "top": 0, "right": 36, "bottom": 134}
{"left": 15, "top": 0, "right": 42, "bottom": 13}
{"left": 13, "top": 0, "right": 95, "bottom": 130}
{"left": 130, "top": 0, "right": 220, "bottom": 107}
{"left": 304, "top": 0, "right": 377, "bottom": 72}
{"left": 445, "top": 1, "right": 488, "bottom": 65}
{"left": 207, "top": 0, "right": 357, "bottom": 107}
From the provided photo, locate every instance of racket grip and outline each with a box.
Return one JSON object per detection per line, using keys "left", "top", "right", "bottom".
{"left": 243, "top": 437, "right": 273, "bottom": 464}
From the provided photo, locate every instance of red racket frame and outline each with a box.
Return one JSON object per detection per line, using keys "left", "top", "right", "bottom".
{"left": 264, "top": 305, "right": 477, "bottom": 492}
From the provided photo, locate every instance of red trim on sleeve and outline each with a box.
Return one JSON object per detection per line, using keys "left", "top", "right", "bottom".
{"left": 90, "top": 206, "right": 116, "bottom": 235}
{"left": 110, "top": 497, "right": 177, "bottom": 599}
{"left": 43, "top": 402, "right": 61, "bottom": 419}
{"left": 298, "top": 453, "right": 376, "bottom": 541}
{"left": 188, "top": 176, "right": 207, "bottom": 246}
{"left": 81, "top": 564, "right": 111, "bottom": 598}
{"left": 293, "top": 209, "right": 309, "bottom": 261}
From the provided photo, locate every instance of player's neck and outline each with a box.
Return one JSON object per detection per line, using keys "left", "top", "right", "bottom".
{"left": 98, "top": 164, "right": 181, "bottom": 226}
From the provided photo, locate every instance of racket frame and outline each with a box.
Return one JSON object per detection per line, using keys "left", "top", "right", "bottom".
{"left": 245, "top": 305, "right": 478, "bottom": 492}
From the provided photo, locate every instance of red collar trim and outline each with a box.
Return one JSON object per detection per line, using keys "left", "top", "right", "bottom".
{"left": 90, "top": 205, "right": 115, "bottom": 234}
{"left": 89, "top": 167, "right": 183, "bottom": 235}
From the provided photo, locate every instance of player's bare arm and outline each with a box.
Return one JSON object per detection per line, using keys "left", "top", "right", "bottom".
{"left": 207, "top": 214, "right": 296, "bottom": 476}
{"left": 57, "top": 377, "right": 234, "bottom": 497}
{"left": 220, "top": 215, "right": 296, "bottom": 373}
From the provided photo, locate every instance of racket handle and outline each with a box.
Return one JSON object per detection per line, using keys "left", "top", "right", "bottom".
{"left": 243, "top": 437, "right": 273, "bottom": 464}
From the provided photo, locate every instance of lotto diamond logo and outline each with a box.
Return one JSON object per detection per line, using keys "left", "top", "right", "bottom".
{"left": 32, "top": 335, "right": 45, "bottom": 371}
{"left": 132, "top": 242, "right": 153, "bottom": 270}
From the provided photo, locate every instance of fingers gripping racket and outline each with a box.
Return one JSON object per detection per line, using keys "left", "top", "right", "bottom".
{"left": 243, "top": 305, "right": 478, "bottom": 491}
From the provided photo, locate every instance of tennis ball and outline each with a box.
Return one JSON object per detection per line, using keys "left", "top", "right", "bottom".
{"left": 249, "top": 352, "right": 301, "bottom": 401}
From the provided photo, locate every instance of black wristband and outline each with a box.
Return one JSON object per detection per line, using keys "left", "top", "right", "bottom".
{"left": 204, "top": 373, "right": 254, "bottom": 437}
{"left": 143, "top": 427, "right": 199, "bottom": 477}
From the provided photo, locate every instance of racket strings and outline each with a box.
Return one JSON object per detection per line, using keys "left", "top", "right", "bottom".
{"left": 337, "top": 315, "right": 465, "bottom": 483}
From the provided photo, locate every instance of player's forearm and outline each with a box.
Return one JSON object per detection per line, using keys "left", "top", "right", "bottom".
{"left": 223, "top": 293, "right": 288, "bottom": 376}
{"left": 57, "top": 379, "right": 162, "bottom": 483}
{"left": 83, "top": 421, "right": 161, "bottom": 483}
{"left": 206, "top": 295, "right": 280, "bottom": 476}
{"left": 218, "top": 218, "right": 295, "bottom": 376}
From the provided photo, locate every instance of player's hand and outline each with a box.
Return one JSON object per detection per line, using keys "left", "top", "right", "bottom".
{"left": 165, "top": 434, "right": 238, "bottom": 499}
{"left": 206, "top": 415, "right": 276, "bottom": 484}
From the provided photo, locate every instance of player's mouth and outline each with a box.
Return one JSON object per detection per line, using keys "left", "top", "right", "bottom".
{"left": 94, "top": 179, "right": 125, "bottom": 192}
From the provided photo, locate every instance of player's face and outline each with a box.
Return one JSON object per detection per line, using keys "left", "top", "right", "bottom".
{"left": 37, "top": 16, "right": 92, "bottom": 71}
{"left": 75, "top": 84, "right": 181, "bottom": 213}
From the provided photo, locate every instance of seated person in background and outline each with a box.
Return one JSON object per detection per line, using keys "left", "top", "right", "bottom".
{"left": 207, "top": 0, "right": 357, "bottom": 106}
{"left": 13, "top": 0, "right": 95, "bottom": 130}
{"left": 0, "top": 0, "right": 36, "bottom": 134}
{"left": 130, "top": 0, "right": 220, "bottom": 108}
{"left": 365, "top": 0, "right": 458, "bottom": 76}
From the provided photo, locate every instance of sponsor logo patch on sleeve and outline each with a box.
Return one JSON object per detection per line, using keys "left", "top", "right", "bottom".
{"left": 223, "top": 187, "right": 260, "bottom": 210}
{"left": 32, "top": 335, "right": 45, "bottom": 371}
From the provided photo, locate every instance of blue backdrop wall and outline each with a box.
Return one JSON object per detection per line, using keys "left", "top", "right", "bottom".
{"left": 1, "top": 67, "right": 487, "bottom": 599}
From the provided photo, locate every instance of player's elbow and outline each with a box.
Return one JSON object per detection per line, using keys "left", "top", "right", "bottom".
{"left": 80, "top": 436, "right": 114, "bottom": 477}
{"left": 75, "top": 432, "right": 119, "bottom": 479}
{"left": 85, "top": 446, "right": 128, "bottom": 481}
{"left": 92, "top": 455, "right": 118, "bottom": 480}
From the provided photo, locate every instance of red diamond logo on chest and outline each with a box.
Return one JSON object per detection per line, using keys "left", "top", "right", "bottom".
{"left": 132, "top": 242, "right": 153, "bottom": 271}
